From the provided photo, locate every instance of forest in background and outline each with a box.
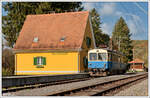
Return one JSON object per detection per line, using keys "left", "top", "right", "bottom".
{"left": 2, "top": 2, "right": 147, "bottom": 76}
{"left": 132, "top": 40, "right": 148, "bottom": 68}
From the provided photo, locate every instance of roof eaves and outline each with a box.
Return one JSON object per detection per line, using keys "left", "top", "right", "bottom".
{"left": 79, "top": 11, "right": 89, "bottom": 49}
{"left": 89, "top": 14, "right": 96, "bottom": 48}
{"left": 13, "top": 48, "right": 82, "bottom": 54}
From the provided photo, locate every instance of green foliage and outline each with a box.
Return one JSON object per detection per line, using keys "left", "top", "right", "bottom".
{"left": 132, "top": 40, "right": 148, "bottom": 68}
{"left": 112, "top": 17, "right": 133, "bottom": 63}
{"left": 2, "top": 68, "right": 14, "bottom": 76}
{"left": 2, "top": 2, "right": 83, "bottom": 48}
{"left": 90, "top": 8, "right": 110, "bottom": 47}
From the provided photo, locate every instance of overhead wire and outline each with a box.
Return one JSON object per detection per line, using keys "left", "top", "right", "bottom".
{"left": 119, "top": 2, "right": 147, "bottom": 40}
{"left": 134, "top": 2, "right": 148, "bottom": 15}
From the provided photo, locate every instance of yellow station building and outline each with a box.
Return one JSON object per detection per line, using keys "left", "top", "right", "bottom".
{"left": 13, "top": 11, "right": 96, "bottom": 75}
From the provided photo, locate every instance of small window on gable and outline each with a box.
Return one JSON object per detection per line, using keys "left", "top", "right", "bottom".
{"left": 34, "top": 56, "right": 46, "bottom": 65}
{"left": 33, "top": 37, "right": 38, "bottom": 42}
{"left": 60, "top": 36, "right": 66, "bottom": 42}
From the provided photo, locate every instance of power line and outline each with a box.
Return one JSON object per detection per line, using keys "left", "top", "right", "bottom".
{"left": 119, "top": 3, "right": 146, "bottom": 40}
{"left": 134, "top": 2, "right": 148, "bottom": 15}
{"left": 119, "top": 3, "right": 139, "bottom": 35}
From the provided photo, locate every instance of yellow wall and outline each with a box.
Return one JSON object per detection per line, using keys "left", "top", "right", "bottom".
{"left": 79, "top": 18, "right": 95, "bottom": 72}
{"left": 15, "top": 17, "right": 95, "bottom": 75}
{"left": 15, "top": 52, "right": 79, "bottom": 75}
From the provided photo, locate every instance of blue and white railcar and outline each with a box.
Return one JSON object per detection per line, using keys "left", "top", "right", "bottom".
{"left": 88, "top": 49, "right": 127, "bottom": 75}
{"left": 88, "top": 49, "right": 109, "bottom": 72}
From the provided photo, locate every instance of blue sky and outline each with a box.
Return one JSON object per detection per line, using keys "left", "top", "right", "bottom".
{"left": 82, "top": 2, "right": 148, "bottom": 40}
{"left": 2, "top": 2, "right": 148, "bottom": 40}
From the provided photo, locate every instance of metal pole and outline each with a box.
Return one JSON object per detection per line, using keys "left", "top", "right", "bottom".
{"left": 118, "top": 36, "right": 121, "bottom": 51}
{"left": 132, "top": 48, "right": 134, "bottom": 70}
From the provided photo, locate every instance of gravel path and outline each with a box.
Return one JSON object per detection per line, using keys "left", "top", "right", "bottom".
{"left": 115, "top": 79, "right": 148, "bottom": 96}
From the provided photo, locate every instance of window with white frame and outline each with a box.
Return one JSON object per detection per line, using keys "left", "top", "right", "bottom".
{"left": 34, "top": 56, "right": 46, "bottom": 65}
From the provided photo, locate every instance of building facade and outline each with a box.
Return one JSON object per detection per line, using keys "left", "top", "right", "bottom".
{"left": 13, "top": 11, "right": 96, "bottom": 75}
{"left": 128, "top": 59, "right": 144, "bottom": 71}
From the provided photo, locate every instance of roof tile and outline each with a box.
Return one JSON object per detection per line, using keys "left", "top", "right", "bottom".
{"left": 14, "top": 11, "right": 89, "bottom": 50}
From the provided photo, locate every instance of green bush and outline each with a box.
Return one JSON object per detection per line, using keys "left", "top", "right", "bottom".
{"left": 2, "top": 48, "right": 15, "bottom": 76}
{"left": 2, "top": 68, "right": 14, "bottom": 76}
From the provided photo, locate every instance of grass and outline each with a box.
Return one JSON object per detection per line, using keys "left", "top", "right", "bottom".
{"left": 2, "top": 67, "right": 14, "bottom": 76}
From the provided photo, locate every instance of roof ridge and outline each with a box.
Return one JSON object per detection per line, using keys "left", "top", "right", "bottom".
{"left": 27, "top": 11, "right": 89, "bottom": 17}
{"left": 14, "top": 10, "right": 90, "bottom": 50}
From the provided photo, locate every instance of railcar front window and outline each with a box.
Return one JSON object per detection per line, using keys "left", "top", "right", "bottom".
{"left": 90, "top": 53, "right": 97, "bottom": 60}
{"left": 98, "top": 53, "right": 107, "bottom": 61}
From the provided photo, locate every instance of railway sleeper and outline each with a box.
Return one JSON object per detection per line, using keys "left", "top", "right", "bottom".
{"left": 63, "top": 74, "right": 147, "bottom": 96}
{"left": 92, "top": 75, "right": 147, "bottom": 96}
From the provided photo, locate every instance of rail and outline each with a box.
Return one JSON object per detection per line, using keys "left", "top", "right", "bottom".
{"left": 48, "top": 72, "right": 148, "bottom": 96}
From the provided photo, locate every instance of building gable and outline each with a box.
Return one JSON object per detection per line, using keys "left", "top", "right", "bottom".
{"left": 14, "top": 11, "right": 93, "bottom": 52}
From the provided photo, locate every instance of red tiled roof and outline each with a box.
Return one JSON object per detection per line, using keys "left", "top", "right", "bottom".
{"left": 128, "top": 59, "right": 144, "bottom": 64}
{"left": 13, "top": 11, "right": 90, "bottom": 51}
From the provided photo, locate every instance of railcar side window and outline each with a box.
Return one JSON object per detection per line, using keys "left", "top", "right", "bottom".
{"left": 98, "top": 53, "right": 107, "bottom": 61}
{"left": 89, "top": 53, "right": 97, "bottom": 60}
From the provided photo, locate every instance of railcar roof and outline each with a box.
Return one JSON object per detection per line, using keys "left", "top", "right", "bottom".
{"left": 88, "top": 48, "right": 125, "bottom": 56}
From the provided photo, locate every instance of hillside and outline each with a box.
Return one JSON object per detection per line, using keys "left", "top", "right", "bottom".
{"left": 132, "top": 40, "right": 148, "bottom": 68}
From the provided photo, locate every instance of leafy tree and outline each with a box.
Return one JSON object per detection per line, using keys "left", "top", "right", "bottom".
{"left": 112, "top": 17, "right": 133, "bottom": 63}
{"left": 2, "top": 2, "right": 83, "bottom": 48}
{"left": 101, "top": 33, "right": 110, "bottom": 47}
{"left": 90, "top": 8, "right": 110, "bottom": 47}
{"left": 2, "top": 48, "right": 15, "bottom": 76}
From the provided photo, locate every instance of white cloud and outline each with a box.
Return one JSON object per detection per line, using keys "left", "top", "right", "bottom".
{"left": 123, "top": 13, "right": 144, "bottom": 34}
{"left": 124, "top": 13, "right": 141, "bottom": 22}
{"left": 82, "top": 2, "right": 145, "bottom": 37}
{"left": 82, "top": 3, "right": 95, "bottom": 11}
{"left": 127, "top": 20, "right": 137, "bottom": 35}
{"left": 101, "top": 23, "right": 112, "bottom": 35}
{"left": 116, "top": 11, "right": 123, "bottom": 16}
{"left": 99, "top": 3, "right": 116, "bottom": 16}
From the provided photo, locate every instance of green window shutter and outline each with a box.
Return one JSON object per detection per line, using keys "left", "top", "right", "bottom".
{"left": 34, "top": 57, "right": 37, "bottom": 65}
{"left": 43, "top": 57, "right": 46, "bottom": 65}
{"left": 41, "top": 57, "right": 43, "bottom": 65}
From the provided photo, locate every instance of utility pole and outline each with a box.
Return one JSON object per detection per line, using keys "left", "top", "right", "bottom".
{"left": 132, "top": 48, "right": 134, "bottom": 70}
{"left": 118, "top": 36, "right": 121, "bottom": 51}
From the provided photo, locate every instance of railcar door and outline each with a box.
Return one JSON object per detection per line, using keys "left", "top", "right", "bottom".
{"left": 98, "top": 53, "right": 108, "bottom": 69}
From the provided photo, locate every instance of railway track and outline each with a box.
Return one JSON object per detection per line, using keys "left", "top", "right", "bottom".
{"left": 49, "top": 73, "right": 148, "bottom": 96}
{"left": 3, "top": 72, "right": 147, "bottom": 96}
{"left": 2, "top": 77, "right": 91, "bottom": 93}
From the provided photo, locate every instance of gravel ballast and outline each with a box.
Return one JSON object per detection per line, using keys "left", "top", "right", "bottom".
{"left": 3, "top": 73, "right": 147, "bottom": 96}
{"left": 115, "top": 79, "right": 148, "bottom": 96}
